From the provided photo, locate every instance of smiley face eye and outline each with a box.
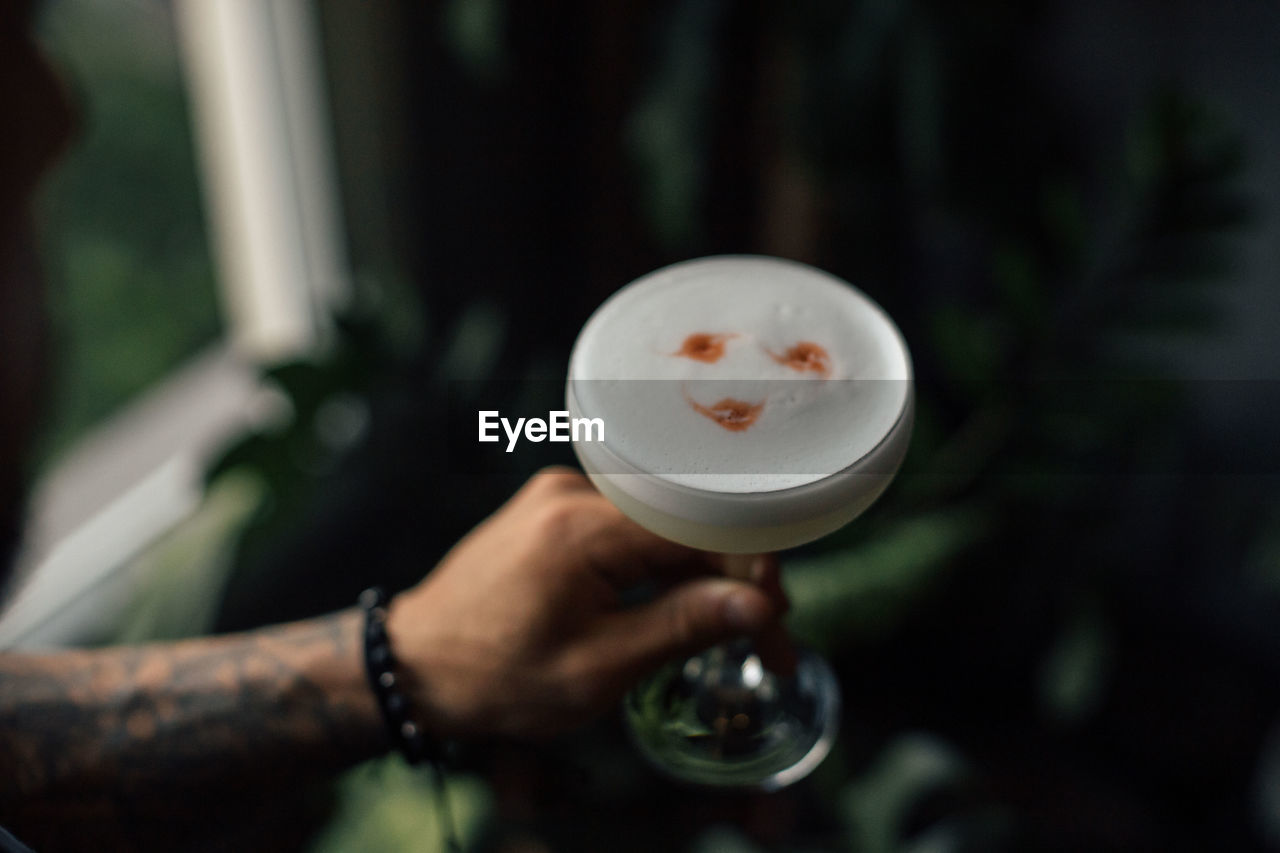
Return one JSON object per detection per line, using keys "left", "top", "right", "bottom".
{"left": 767, "top": 341, "right": 831, "bottom": 377}
{"left": 674, "top": 332, "right": 736, "bottom": 363}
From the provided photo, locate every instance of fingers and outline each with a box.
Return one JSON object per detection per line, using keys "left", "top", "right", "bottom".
{"left": 570, "top": 496, "right": 785, "bottom": 596}
{"left": 596, "top": 578, "right": 780, "bottom": 680}
{"left": 515, "top": 467, "right": 789, "bottom": 613}
{"left": 517, "top": 466, "right": 595, "bottom": 502}
{"left": 584, "top": 510, "right": 722, "bottom": 587}
{"left": 514, "top": 468, "right": 721, "bottom": 585}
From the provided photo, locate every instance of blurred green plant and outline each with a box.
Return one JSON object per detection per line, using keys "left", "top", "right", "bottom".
{"left": 443, "top": 0, "right": 508, "bottom": 83}
{"left": 618, "top": 2, "right": 1262, "bottom": 850}
{"left": 784, "top": 508, "right": 990, "bottom": 651}
{"left": 310, "top": 757, "right": 493, "bottom": 853}
{"left": 153, "top": 1, "right": 1269, "bottom": 849}
{"left": 840, "top": 734, "right": 1014, "bottom": 853}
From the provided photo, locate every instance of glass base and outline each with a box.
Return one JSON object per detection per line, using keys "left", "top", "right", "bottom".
{"left": 624, "top": 638, "right": 840, "bottom": 790}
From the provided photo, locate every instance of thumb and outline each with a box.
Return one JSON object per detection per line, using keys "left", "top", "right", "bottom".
{"left": 601, "top": 578, "right": 778, "bottom": 678}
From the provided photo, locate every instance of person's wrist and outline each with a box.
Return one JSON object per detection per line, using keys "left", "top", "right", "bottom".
{"left": 278, "top": 608, "right": 389, "bottom": 762}
{"left": 358, "top": 590, "right": 462, "bottom": 851}
{"left": 359, "top": 587, "right": 442, "bottom": 763}
{"left": 382, "top": 585, "right": 473, "bottom": 740}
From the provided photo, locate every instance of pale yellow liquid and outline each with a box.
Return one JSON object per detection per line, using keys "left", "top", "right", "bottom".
{"left": 579, "top": 463, "right": 897, "bottom": 554}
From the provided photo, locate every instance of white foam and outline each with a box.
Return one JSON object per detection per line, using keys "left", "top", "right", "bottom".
{"left": 568, "top": 256, "right": 911, "bottom": 495}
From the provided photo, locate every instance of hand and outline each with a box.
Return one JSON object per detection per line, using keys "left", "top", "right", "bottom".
{"left": 386, "top": 467, "right": 787, "bottom": 738}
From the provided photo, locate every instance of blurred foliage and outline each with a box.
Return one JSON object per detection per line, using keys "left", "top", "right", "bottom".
{"left": 627, "top": 0, "right": 723, "bottom": 248}
{"left": 840, "top": 734, "right": 1010, "bottom": 853}
{"left": 32, "top": 0, "right": 221, "bottom": 466}
{"left": 443, "top": 0, "right": 508, "bottom": 83}
{"left": 310, "top": 758, "right": 492, "bottom": 853}
{"left": 124, "top": 0, "right": 1272, "bottom": 850}
{"left": 784, "top": 508, "right": 989, "bottom": 651}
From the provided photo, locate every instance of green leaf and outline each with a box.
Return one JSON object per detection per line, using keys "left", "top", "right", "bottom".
{"left": 842, "top": 734, "right": 969, "bottom": 853}
{"left": 1037, "top": 596, "right": 1112, "bottom": 726}
{"left": 311, "top": 757, "right": 494, "bottom": 853}
{"left": 785, "top": 507, "right": 991, "bottom": 651}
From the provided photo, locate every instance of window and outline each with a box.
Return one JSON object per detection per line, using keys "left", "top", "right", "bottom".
{"left": 0, "top": 0, "right": 349, "bottom": 648}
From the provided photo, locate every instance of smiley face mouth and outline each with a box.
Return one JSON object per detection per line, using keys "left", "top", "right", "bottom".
{"left": 681, "top": 391, "right": 765, "bottom": 432}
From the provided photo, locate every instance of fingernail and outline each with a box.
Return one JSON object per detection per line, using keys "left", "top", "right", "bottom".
{"left": 748, "top": 555, "right": 768, "bottom": 584}
{"left": 723, "top": 590, "right": 768, "bottom": 632}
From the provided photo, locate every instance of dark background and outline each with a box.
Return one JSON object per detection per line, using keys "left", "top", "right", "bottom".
{"left": 193, "top": 1, "right": 1280, "bottom": 850}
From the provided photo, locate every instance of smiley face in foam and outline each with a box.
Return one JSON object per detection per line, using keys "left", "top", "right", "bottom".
{"left": 566, "top": 255, "right": 913, "bottom": 552}
{"left": 671, "top": 332, "right": 829, "bottom": 431}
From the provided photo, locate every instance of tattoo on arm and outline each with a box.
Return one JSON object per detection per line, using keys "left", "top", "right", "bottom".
{"left": 0, "top": 609, "right": 386, "bottom": 820}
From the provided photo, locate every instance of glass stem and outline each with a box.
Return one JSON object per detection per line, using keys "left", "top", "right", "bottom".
{"left": 723, "top": 553, "right": 761, "bottom": 582}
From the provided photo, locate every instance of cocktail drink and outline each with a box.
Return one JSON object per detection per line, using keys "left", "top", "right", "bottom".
{"left": 566, "top": 255, "right": 913, "bottom": 788}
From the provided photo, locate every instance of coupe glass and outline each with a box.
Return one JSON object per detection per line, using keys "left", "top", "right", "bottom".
{"left": 566, "top": 256, "right": 913, "bottom": 789}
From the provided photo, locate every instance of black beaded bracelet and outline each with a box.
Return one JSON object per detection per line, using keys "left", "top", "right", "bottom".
{"left": 358, "top": 587, "right": 431, "bottom": 765}
{"left": 359, "top": 588, "right": 459, "bottom": 851}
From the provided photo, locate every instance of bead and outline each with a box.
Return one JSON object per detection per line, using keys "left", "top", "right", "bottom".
{"left": 361, "top": 587, "right": 432, "bottom": 766}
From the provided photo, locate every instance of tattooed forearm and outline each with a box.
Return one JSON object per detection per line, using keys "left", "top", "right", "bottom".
{"left": 0, "top": 609, "right": 386, "bottom": 816}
